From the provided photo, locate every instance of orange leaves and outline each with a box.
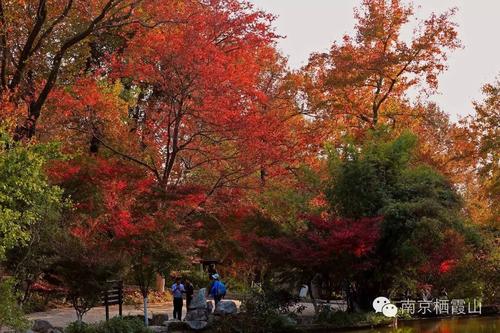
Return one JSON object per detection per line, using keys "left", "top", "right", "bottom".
{"left": 43, "top": 76, "right": 129, "bottom": 150}
{"left": 103, "top": 0, "right": 294, "bottom": 192}
{"left": 302, "top": 0, "right": 461, "bottom": 133}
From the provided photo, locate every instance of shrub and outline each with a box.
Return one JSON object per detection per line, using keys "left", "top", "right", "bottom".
{"left": 213, "top": 285, "right": 303, "bottom": 333}
{"left": 53, "top": 235, "right": 124, "bottom": 322}
{"left": 65, "top": 317, "right": 151, "bottom": 333}
{"left": 65, "top": 322, "right": 93, "bottom": 333}
{"left": 0, "top": 278, "right": 29, "bottom": 331}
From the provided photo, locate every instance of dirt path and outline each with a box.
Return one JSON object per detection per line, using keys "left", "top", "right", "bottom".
{"left": 27, "top": 303, "right": 172, "bottom": 328}
{"left": 27, "top": 299, "right": 243, "bottom": 329}
{"left": 26, "top": 300, "right": 342, "bottom": 328}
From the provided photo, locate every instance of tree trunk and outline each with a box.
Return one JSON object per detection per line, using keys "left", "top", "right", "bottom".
{"left": 76, "top": 311, "right": 83, "bottom": 323}
{"left": 143, "top": 296, "right": 149, "bottom": 326}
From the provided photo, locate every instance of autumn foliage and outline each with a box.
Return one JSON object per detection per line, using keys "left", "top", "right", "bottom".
{"left": 0, "top": 0, "right": 497, "bottom": 316}
{"left": 253, "top": 215, "right": 382, "bottom": 273}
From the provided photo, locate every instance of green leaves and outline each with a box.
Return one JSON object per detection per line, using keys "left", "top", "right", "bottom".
{"left": 325, "top": 131, "right": 473, "bottom": 296}
{"left": 325, "top": 131, "right": 418, "bottom": 218}
{"left": 0, "top": 278, "right": 29, "bottom": 330}
{"left": 0, "top": 133, "right": 65, "bottom": 259}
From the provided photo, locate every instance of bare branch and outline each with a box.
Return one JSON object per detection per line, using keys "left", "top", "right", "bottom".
{"left": 30, "top": 0, "right": 74, "bottom": 56}
{"left": 9, "top": 0, "right": 47, "bottom": 89}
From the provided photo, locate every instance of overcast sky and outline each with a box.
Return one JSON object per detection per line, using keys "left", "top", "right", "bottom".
{"left": 250, "top": 0, "right": 500, "bottom": 120}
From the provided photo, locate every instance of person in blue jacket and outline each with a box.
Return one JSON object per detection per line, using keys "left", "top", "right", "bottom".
{"left": 208, "top": 274, "right": 226, "bottom": 305}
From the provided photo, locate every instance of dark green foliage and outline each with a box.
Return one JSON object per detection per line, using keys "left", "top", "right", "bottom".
{"left": 242, "top": 286, "right": 303, "bottom": 317}
{"left": 65, "top": 317, "right": 152, "bottom": 333}
{"left": 5, "top": 208, "right": 68, "bottom": 308}
{"left": 326, "top": 132, "right": 417, "bottom": 218}
{"left": 52, "top": 235, "right": 124, "bottom": 322}
{"left": 126, "top": 227, "right": 185, "bottom": 298}
{"left": 216, "top": 285, "right": 303, "bottom": 333}
{"left": 0, "top": 131, "right": 65, "bottom": 259}
{"left": 212, "top": 284, "right": 302, "bottom": 333}
{"left": 0, "top": 278, "right": 29, "bottom": 331}
{"left": 325, "top": 131, "right": 479, "bottom": 306}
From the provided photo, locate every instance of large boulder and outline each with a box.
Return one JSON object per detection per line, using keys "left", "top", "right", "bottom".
{"left": 214, "top": 301, "right": 237, "bottom": 316}
{"left": 150, "top": 313, "right": 169, "bottom": 326}
{"left": 184, "top": 308, "right": 208, "bottom": 322}
{"left": 32, "top": 320, "right": 53, "bottom": 333}
{"left": 185, "top": 289, "right": 214, "bottom": 330}
{"left": 189, "top": 288, "right": 207, "bottom": 310}
{"left": 185, "top": 320, "right": 208, "bottom": 331}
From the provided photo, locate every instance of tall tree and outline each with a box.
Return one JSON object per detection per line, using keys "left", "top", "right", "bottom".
{"left": 470, "top": 77, "right": 499, "bottom": 226}
{"left": 0, "top": 0, "right": 154, "bottom": 140}
{"left": 326, "top": 132, "right": 478, "bottom": 308}
{"left": 107, "top": 0, "right": 279, "bottom": 190}
{"left": 303, "top": 0, "right": 460, "bottom": 135}
{"left": 46, "top": 0, "right": 302, "bottom": 215}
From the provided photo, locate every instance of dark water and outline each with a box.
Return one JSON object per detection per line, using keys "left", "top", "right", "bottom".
{"left": 346, "top": 316, "right": 499, "bottom": 333}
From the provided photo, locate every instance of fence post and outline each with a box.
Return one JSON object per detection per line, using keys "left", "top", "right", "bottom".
{"left": 119, "top": 281, "right": 123, "bottom": 317}
{"left": 105, "top": 290, "right": 109, "bottom": 321}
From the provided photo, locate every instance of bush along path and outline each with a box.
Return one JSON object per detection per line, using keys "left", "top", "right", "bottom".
{"left": 0, "top": 294, "right": 242, "bottom": 333}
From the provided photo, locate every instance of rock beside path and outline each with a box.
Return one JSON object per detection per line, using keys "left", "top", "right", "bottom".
{"left": 185, "top": 308, "right": 208, "bottom": 322}
{"left": 32, "top": 320, "right": 55, "bottom": 333}
{"left": 184, "top": 289, "right": 213, "bottom": 331}
{"left": 214, "top": 301, "right": 237, "bottom": 316}
{"left": 185, "top": 320, "right": 208, "bottom": 331}
{"left": 188, "top": 289, "right": 207, "bottom": 310}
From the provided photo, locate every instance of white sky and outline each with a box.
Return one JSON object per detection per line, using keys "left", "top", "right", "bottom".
{"left": 250, "top": 0, "right": 500, "bottom": 120}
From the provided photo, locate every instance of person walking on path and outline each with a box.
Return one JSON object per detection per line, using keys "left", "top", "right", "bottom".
{"left": 171, "top": 278, "right": 185, "bottom": 320}
{"left": 208, "top": 274, "right": 226, "bottom": 305}
{"left": 184, "top": 278, "right": 194, "bottom": 309}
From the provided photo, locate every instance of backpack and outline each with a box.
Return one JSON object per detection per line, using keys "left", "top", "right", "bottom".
{"left": 213, "top": 281, "right": 226, "bottom": 297}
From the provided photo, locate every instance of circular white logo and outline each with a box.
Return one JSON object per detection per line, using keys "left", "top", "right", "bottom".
{"left": 382, "top": 303, "right": 398, "bottom": 317}
{"left": 372, "top": 296, "right": 390, "bottom": 313}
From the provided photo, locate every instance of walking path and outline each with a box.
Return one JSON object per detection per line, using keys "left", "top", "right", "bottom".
{"left": 26, "top": 299, "right": 344, "bottom": 328}
{"left": 27, "top": 300, "right": 242, "bottom": 328}
{"left": 28, "top": 303, "right": 172, "bottom": 328}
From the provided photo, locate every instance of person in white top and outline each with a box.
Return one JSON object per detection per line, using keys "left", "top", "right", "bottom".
{"left": 171, "top": 277, "right": 185, "bottom": 320}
